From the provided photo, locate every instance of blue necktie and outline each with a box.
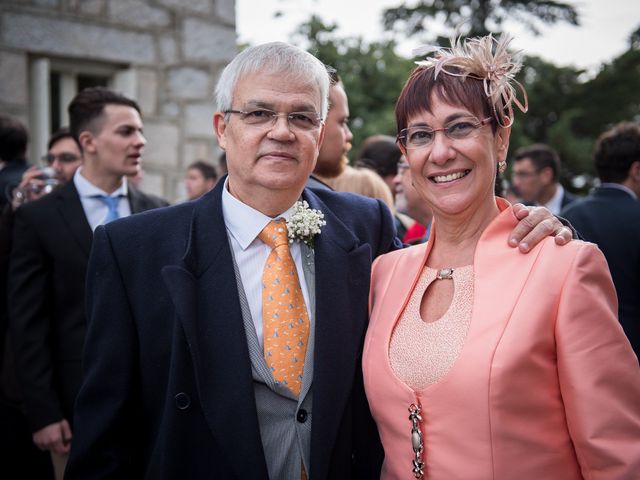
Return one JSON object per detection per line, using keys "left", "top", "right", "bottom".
{"left": 94, "top": 195, "right": 121, "bottom": 224}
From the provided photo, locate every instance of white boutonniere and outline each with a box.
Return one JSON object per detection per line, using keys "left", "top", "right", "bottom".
{"left": 286, "top": 200, "right": 326, "bottom": 248}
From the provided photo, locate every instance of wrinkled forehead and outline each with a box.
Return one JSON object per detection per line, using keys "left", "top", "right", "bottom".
{"left": 420, "top": 87, "right": 487, "bottom": 121}
{"left": 233, "top": 68, "right": 323, "bottom": 111}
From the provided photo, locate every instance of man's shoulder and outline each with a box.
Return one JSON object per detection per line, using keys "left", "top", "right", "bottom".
{"left": 564, "top": 188, "right": 640, "bottom": 215}
{"left": 562, "top": 189, "right": 578, "bottom": 203}
{"left": 114, "top": 198, "right": 194, "bottom": 231}
{"left": 130, "top": 187, "right": 170, "bottom": 210}
{"left": 306, "top": 186, "right": 401, "bottom": 253}
{"left": 15, "top": 182, "right": 76, "bottom": 220}
{"left": 305, "top": 185, "right": 383, "bottom": 214}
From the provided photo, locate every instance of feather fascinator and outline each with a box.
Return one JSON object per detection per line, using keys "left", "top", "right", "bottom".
{"left": 414, "top": 34, "right": 528, "bottom": 127}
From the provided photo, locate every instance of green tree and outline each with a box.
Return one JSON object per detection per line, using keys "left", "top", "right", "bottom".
{"left": 291, "top": 15, "right": 415, "bottom": 157}
{"left": 630, "top": 24, "right": 640, "bottom": 50}
{"left": 506, "top": 56, "right": 591, "bottom": 186}
{"left": 382, "top": 0, "right": 579, "bottom": 42}
{"left": 573, "top": 48, "right": 640, "bottom": 137}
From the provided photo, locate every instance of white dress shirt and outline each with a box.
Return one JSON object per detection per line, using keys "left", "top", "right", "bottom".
{"left": 542, "top": 183, "right": 565, "bottom": 215}
{"left": 74, "top": 167, "right": 131, "bottom": 231}
{"left": 221, "top": 179, "right": 312, "bottom": 350}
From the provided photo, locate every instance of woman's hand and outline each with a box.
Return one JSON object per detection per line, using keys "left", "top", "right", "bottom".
{"left": 509, "top": 204, "right": 574, "bottom": 253}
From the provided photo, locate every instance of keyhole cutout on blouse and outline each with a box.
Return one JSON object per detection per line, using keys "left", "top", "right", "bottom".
{"left": 420, "top": 276, "right": 454, "bottom": 323}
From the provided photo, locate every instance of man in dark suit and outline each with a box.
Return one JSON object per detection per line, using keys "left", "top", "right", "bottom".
{"left": 66, "top": 44, "right": 573, "bottom": 480}
{"left": 8, "top": 87, "right": 167, "bottom": 478}
{"left": 562, "top": 122, "right": 640, "bottom": 357}
{"left": 512, "top": 143, "right": 577, "bottom": 214}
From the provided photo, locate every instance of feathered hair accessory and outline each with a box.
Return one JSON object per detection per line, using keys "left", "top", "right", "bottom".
{"left": 414, "top": 33, "right": 528, "bottom": 128}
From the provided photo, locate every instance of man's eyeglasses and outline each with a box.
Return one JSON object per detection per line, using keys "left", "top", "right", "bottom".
{"left": 43, "top": 153, "right": 80, "bottom": 164}
{"left": 397, "top": 161, "right": 410, "bottom": 174}
{"left": 397, "top": 117, "right": 493, "bottom": 149}
{"left": 224, "top": 109, "right": 323, "bottom": 131}
{"left": 511, "top": 170, "right": 541, "bottom": 179}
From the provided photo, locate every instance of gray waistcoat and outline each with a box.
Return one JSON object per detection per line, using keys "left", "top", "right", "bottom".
{"left": 231, "top": 244, "right": 315, "bottom": 480}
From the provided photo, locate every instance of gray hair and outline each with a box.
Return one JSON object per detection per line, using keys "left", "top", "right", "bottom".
{"left": 215, "top": 42, "right": 330, "bottom": 120}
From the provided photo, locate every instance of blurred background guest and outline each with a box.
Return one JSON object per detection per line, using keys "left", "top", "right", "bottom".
{"left": 511, "top": 143, "right": 576, "bottom": 214}
{"left": 393, "top": 156, "right": 432, "bottom": 244}
{"left": 185, "top": 159, "right": 217, "bottom": 200}
{"left": 355, "top": 134, "right": 414, "bottom": 238}
{"left": 562, "top": 121, "right": 640, "bottom": 358}
{"left": 8, "top": 87, "right": 168, "bottom": 480}
{"left": 0, "top": 115, "right": 55, "bottom": 480}
{"left": 307, "top": 71, "right": 394, "bottom": 210}
{"left": 12, "top": 128, "right": 82, "bottom": 209}
{"left": 355, "top": 134, "right": 400, "bottom": 196}
{"left": 0, "top": 115, "right": 29, "bottom": 210}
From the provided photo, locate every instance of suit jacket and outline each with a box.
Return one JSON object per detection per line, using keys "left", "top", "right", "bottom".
{"left": 8, "top": 181, "right": 168, "bottom": 432}
{"left": 560, "top": 188, "right": 577, "bottom": 210}
{"left": 364, "top": 199, "right": 640, "bottom": 479}
{"left": 66, "top": 180, "right": 399, "bottom": 480}
{"left": 562, "top": 186, "right": 640, "bottom": 356}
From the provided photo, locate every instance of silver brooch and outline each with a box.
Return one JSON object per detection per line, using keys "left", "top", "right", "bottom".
{"left": 436, "top": 268, "right": 454, "bottom": 280}
{"left": 408, "top": 403, "right": 425, "bottom": 478}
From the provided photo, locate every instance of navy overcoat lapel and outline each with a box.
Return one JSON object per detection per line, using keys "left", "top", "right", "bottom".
{"left": 161, "top": 183, "right": 269, "bottom": 478}
{"left": 304, "top": 189, "right": 373, "bottom": 480}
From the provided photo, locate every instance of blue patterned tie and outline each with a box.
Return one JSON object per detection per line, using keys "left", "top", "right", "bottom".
{"left": 94, "top": 195, "right": 121, "bottom": 224}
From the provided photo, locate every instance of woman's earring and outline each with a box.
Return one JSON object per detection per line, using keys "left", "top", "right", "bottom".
{"left": 498, "top": 160, "right": 507, "bottom": 174}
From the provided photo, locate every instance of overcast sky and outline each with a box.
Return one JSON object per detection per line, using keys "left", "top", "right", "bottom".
{"left": 236, "top": 0, "right": 638, "bottom": 72}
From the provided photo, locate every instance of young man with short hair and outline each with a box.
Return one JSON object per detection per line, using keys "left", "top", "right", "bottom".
{"left": 511, "top": 143, "right": 576, "bottom": 214}
{"left": 8, "top": 87, "right": 167, "bottom": 479}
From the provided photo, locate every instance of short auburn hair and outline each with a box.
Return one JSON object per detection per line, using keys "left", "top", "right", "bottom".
{"left": 395, "top": 66, "right": 498, "bottom": 135}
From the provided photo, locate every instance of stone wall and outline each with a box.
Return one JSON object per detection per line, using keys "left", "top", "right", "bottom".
{"left": 0, "top": 0, "right": 236, "bottom": 202}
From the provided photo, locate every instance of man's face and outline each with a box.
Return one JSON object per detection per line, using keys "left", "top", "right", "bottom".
{"left": 511, "top": 157, "right": 548, "bottom": 203}
{"left": 214, "top": 72, "right": 324, "bottom": 207}
{"left": 185, "top": 167, "right": 215, "bottom": 200}
{"left": 83, "top": 104, "right": 145, "bottom": 179}
{"left": 394, "top": 156, "right": 431, "bottom": 223}
{"left": 316, "top": 83, "right": 352, "bottom": 174}
{"left": 47, "top": 137, "right": 82, "bottom": 183}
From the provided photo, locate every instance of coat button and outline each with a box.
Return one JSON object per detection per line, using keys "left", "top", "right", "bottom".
{"left": 296, "top": 409, "right": 308, "bottom": 423}
{"left": 175, "top": 392, "right": 191, "bottom": 410}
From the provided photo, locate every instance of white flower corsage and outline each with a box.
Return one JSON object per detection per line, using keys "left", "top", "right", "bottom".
{"left": 286, "top": 200, "right": 326, "bottom": 248}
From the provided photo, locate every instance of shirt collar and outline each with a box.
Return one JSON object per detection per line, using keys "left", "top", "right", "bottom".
{"left": 542, "top": 183, "right": 564, "bottom": 214}
{"left": 221, "top": 177, "right": 296, "bottom": 250}
{"left": 599, "top": 182, "right": 638, "bottom": 200}
{"left": 74, "top": 167, "right": 128, "bottom": 198}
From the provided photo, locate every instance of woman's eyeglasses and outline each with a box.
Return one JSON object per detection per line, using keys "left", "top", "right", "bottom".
{"left": 397, "top": 117, "right": 493, "bottom": 149}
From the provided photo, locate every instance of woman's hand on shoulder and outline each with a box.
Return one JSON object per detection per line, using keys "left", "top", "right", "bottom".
{"left": 509, "top": 204, "right": 573, "bottom": 253}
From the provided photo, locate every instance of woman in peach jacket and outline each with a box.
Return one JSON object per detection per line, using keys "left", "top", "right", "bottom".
{"left": 363, "top": 34, "right": 640, "bottom": 480}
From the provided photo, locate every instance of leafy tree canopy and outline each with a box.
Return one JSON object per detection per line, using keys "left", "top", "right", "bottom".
{"left": 280, "top": 6, "right": 637, "bottom": 193}
{"left": 382, "top": 0, "right": 579, "bottom": 42}
{"left": 291, "top": 15, "right": 415, "bottom": 157}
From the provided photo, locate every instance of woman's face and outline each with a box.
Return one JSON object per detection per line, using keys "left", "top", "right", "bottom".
{"left": 403, "top": 95, "right": 510, "bottom": 219}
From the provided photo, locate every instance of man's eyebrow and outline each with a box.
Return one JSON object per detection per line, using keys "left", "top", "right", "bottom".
{"left": 244, "top": 100, "right": 318, "bottom": 112}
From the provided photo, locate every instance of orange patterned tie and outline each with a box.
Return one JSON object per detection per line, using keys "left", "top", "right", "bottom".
{"left": 259, "top": 219, "right": 309, "bottom": 396}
